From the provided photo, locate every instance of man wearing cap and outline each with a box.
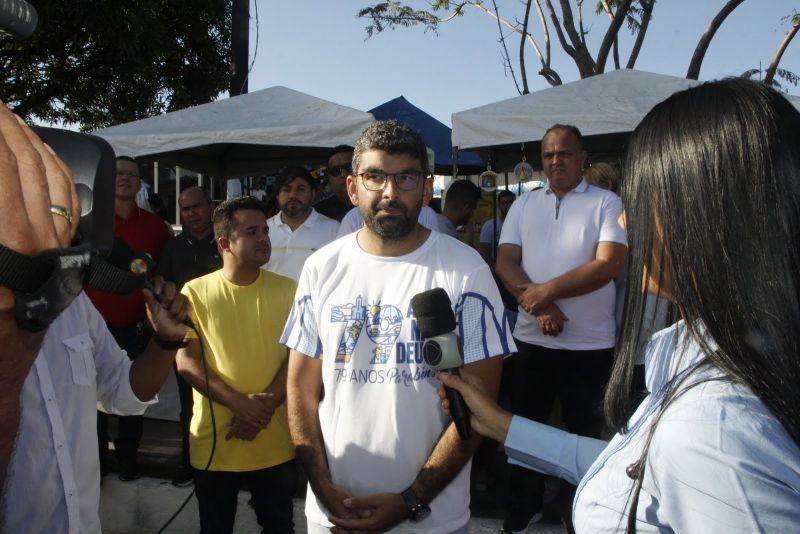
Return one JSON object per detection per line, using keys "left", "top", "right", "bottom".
{"left": 264, "top": 166, "right": 339, "bottom": 282}
{"left": 314, "top": 145, "right": 354, "bottom": 222}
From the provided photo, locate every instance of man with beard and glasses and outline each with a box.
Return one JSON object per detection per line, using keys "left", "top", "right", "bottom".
{"left": 282, "top": 120, "right": 514, "bottom": 533}
{"left": 263, "top": 167, "right": 339, "bottom": 282}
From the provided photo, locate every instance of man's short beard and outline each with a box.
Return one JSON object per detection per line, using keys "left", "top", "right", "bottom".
{"left": 281, "top": 205, "right": 311, "bottom": 219}
{"left": 361, "top": 200, "right": 421, "bottom": 240}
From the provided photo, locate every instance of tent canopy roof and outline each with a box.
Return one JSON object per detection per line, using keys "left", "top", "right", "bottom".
{"left": 452, "top": 69, "right": 800, "bottom": 172}
{"left": 94, "top": 86, "right": 374, "bottom": 176}
{"left": 369, "top": 96, "right": 483, "bottom": 174}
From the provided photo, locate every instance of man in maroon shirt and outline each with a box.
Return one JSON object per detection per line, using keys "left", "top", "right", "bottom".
{"left": 85, "top": 156, "right": 170, "bottom": 481}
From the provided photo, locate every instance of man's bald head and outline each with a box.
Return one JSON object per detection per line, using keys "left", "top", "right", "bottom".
{"left": 179, "top": 186, "right": 213, "bottom": 238}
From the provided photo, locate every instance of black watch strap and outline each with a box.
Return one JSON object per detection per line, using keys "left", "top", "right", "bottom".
{"left": 153, "top": 335, "right": 188, "bottom": 351}
{"left": 400, "top": 487, "right": 431, "bottom": 523}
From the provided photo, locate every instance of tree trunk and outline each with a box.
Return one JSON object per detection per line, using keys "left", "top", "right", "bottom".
{"left": 686, "top": 0, "right": 746, "bottom": 80}
{"left": 596, "top": 0, "right": 633, "bottom": 74}
{"left": 764, "top": 20, "right": 800, "bottom": 85}
{"left": 626, "top": 0, "right": 654, "bottom": 69}
{"left": 230, "top": 0, "right": 250, "bottom": 96}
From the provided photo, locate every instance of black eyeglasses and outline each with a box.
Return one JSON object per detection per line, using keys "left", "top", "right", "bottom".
{"left": 358, "top": 170, "right": 426, "bottom": 191}
{"left": 327, "top": 164, "right": 352, "bottom": 177}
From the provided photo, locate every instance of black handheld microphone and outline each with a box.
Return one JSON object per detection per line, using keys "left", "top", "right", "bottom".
{"left": 410, "top": 288, "right": 471, "bottom": 440}
{"left": 84, "top": 249, "right": 194, "bottom": 328}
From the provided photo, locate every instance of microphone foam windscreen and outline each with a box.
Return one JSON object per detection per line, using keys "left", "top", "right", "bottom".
{"left": 410, "top": 287, "right": 457, "bottom": 338}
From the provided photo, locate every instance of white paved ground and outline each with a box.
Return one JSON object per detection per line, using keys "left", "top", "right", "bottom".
{"left": 99, "top": 476, "right": 566, "bottom": 533}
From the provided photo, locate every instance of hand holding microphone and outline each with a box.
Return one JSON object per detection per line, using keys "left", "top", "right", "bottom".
{"left": 436, "top": 371, "right": 513, "bottom": 444}
{"left": 410, "top": 288, "right": 471, "bottom": 440}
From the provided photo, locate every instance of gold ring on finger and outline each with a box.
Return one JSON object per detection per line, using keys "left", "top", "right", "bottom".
{"left": 50, "top": 204, "right": 73, "bottom": 224}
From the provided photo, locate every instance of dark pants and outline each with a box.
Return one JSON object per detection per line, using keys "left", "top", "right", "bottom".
{"left": 97, "top": 321, "right": 152, "bottom": 472}
{"left": 175, "top": 363, "right": 194, "bottom": 468}
{"left": 193, "top": 460, "right": 297, "bottom": 534}
{"left": 506, "top": 340, "right": 614, "bottom": 532}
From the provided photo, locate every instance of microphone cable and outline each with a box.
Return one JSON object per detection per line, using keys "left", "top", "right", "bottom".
{"left": 156, "top": 325, "right": 218, "bottom": 532}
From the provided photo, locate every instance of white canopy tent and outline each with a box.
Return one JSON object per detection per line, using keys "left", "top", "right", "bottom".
{"left": 94, "top": 86, "right": 375, "bottom": 177}
{"left": 452, "top": 69, "right": 800, "bottom": 171}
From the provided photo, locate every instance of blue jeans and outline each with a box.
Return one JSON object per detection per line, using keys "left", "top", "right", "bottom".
{"left": 193, "top": 460, "right": 297, "bottom": 534}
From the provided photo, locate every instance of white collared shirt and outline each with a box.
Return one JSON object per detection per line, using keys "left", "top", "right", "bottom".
{"left": 499, "top": 178, "right": 626, "bottom": 350}
{"left": 2, "top": 293, "right": 152, "bottom": 534}
{"left": 264, "top": 208, "right": 340, "bottom": 282}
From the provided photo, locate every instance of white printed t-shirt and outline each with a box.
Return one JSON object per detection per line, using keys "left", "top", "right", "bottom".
{"left": 499, "top": 179, "right": 626, "bottom": 350}
{"left": 281, "top": 230, "right": 515, "bottom": 532}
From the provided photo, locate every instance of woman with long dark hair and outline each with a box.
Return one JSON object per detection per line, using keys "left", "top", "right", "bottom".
{"left": 438, "top": 78, "right": 800, "bottom": 532}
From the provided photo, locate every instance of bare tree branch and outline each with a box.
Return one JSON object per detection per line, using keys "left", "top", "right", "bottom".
{"left": 626, "top": 0, "right": 654, "bottom": 69}
{"left": 519, "top": 0, "right": 534, "bottom": 93}
{"left": 598, "top": 0, "right": 621, "bottom": 70}
{"left": 596, "top": 0, "right": 633, "bottom": 73}
{"left": 543, "top": 0, "right": 577, "bottom": 60}
{"left": 534, "top": 0, "right": 551, "bottom": 68}
{"left": 686, "top": 0, "right": 747, "bottom": 80}
{"left": 489, "top": 0, "right": 522, "bottom": 94}
{"left": 765, "top": 17, "right": 800, "bottom": 85}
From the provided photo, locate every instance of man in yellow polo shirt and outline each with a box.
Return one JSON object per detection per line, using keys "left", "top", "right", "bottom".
{"left": 177, "top": 196, "right": 297, "bottom": 533}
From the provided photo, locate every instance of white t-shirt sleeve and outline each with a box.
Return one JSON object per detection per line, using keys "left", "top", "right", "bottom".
{"left": 498, "top": 197, "right": 524, "bottom": 247}
{"left": 280, "top": 266, "right": 322, "bottom": 358}
{"left": 598, "top": 194, "right": 627, "bottom": 245}
{"left": 419, "top": 206, "right": 438, "bottom": 231}
{"left": 337, "top": 207, "right": 362, "bottom": 238}
{"left": 455, "top": 263, "right": 516, "bottom": 362}
{"left": 479, "top": 219, "right": 495, "bottom": 244}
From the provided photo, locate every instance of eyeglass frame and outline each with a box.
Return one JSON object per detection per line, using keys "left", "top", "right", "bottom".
{"left": 356, "top": 169, "right": 429, "bottom": 191}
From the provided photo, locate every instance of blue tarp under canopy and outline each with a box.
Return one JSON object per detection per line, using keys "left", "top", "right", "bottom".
{"left": 369, "top": 96, "right": 485, "bottom": 175}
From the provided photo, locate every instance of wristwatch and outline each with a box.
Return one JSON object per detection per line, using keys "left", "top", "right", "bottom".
{"left": 400, "top": 487, "right": 431, "bottom": 522}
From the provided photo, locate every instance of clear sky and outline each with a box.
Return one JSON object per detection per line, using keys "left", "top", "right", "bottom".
{"left": 250, "top": 0, "right": 799, "bottom": 125}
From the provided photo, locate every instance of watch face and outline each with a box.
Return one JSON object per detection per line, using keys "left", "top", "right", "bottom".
{"left": 411, "top": 504, "right": 431, "bottom": 522}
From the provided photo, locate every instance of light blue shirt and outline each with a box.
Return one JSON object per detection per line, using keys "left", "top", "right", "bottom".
{"left": 505, "top": 320, "right": 800, "bottom": 532}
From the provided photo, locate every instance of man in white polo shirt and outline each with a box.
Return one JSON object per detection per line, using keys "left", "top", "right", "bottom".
{"left": 264, "top": 167, "right": 340, "bottom": 281}
{"left": 496, "top": 124, "right": 627, "bottom": 533}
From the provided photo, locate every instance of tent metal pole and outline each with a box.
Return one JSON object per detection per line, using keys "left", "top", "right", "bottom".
{"left": 174, "top": 166, "right": 181, "bottom": 226}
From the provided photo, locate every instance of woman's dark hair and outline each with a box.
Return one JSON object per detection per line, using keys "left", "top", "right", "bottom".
{"left": 607, "top": 78, "right": 800, "bottom": 529}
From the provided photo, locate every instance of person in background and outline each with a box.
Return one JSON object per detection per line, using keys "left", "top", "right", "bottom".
{"left": 496, "top": 125, "right": 627, "bottom": 533}
{"left": 438, "top": 78, "right": 800, "bottom": 534}
{"left": 583, "top": 162, "right": 620, "bottom": 194}
{"left": 435, "top": 179, "right": 482, "bottom": 238}
{"left": 263, "top": 167, "right": 339, "bottom": 282}
{"left": 314, "top": 145, "right": 354, "bottom": 222}
{"left": 177, "top": 196, "right": 297, "bottom": 533}
{"left": 86, "top": 155, "right": 171, "bottom": 482}
{"left": 156, "top": 185, "right": 221, "bottom": 486}
{"left": 479, "top": 190, "right": 516, "bottom": 266}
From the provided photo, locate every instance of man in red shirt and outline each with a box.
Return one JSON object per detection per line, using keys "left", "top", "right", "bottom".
{"left": 86, "top": 156, "right": 170, "bottom": 481}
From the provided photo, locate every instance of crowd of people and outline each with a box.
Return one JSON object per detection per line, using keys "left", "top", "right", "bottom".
{"left": 0, "top": 77, "right": 799, "bottom": 534}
